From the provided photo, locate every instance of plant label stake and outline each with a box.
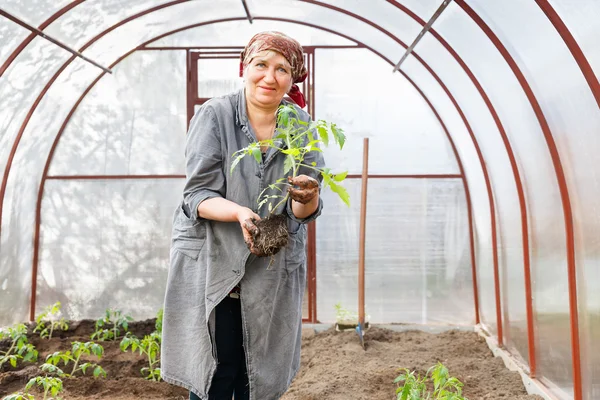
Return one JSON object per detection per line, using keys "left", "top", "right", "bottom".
{"left": 357, "top": 137, "right": 369, "bottom": 350}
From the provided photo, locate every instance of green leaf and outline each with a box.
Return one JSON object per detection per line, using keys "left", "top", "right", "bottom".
{"left": 283, "top": 155, "right": 294, "bottom": 175}
{"left": 327, "top": 181, "right": 350, "bottom": 207}
{"left": 331, "top": 124, "right": 346, "bottom": 149}
{"left": 251, "top": 147, "right": 262, "bottom": 163}
{"left": 316, "top": 123, "right": 329, "bottom": 147}
{"left": 333, "top": 171, "right": 348, "bottom": 182}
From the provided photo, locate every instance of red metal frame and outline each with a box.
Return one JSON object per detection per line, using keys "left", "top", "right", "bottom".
{"left": 456, "top": 1, "right": 581, "bottom": 398}
{"left": 9, "top": 14, "right": 477, "bottom": 330}
{"left": 536, "top": 0, "right": 600, "bottom": 110}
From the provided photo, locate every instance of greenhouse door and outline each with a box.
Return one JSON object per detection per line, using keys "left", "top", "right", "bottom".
{"left": 187, "top": 49, "right": 317, "bottom": 323}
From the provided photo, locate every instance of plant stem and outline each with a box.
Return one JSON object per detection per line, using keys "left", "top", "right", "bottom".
{"left": 43, "top": 386, "right": 49, "bottom": 400}
{"left": 71, "top": 355, "right": 80, "bottom": 376}
{"left": 269, "top": 193, "right": 290, "bottom": 215}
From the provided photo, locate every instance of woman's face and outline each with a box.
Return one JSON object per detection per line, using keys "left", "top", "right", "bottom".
{"left": 244, "top": 51, "right": 293, "bottom": 109}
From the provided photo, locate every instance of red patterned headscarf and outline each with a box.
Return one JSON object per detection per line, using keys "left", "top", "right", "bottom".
{"left": 240, "top": 31, "right": 308, "bottom": 108}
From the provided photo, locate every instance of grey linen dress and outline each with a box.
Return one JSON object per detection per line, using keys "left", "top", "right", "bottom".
{"left": 161, "top": 88, "right": 325, "bottom": 400}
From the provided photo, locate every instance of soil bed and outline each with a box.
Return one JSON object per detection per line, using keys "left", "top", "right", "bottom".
{"left": 1, "top": 321, "right": 543, "bottom": 399}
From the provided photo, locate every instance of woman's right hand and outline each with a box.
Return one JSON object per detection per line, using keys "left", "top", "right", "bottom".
{"left": 236, "top": 207, "right": 261, "bottom": 255}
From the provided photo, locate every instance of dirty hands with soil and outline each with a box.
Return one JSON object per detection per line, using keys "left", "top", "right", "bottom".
{"left": 288, "top": 175, "right": 319, "bottom": 204}
{"left": 237, "top": 206, "right": 262, "bottom": 256}
{"left": 289, "top": 174, "right": 320, "bottom": 220}
{"left": 196, "top": 198, "right": 262, "bottom": 255}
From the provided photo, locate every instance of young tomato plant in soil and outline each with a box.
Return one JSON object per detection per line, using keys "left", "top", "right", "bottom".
{"left": 33, "top": 302, "right": 69, "bottom": 340}
{"left": 394, "top": 362, "right": 467, "bottom": 400}
{"left": 45, "top": 341, "right": 106, "bottom": 378}
{"left": 0, "top": 323, "right": 38, "bottom": 369}
{"left": 3, "top": 375, "right": 64, "bottom": 400}
{"left": 91, "top": 308, "right": 133, "bottom": 341}
{"left": 231, "top": 104, "right": 348, "bottom": 256}
{"left": 120, "top": 331, "right": 161, "bottom": 381}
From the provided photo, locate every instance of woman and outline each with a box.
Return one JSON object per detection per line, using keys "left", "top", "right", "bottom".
{"left": 161, "top": 32, "right": 325, "bottom": 400}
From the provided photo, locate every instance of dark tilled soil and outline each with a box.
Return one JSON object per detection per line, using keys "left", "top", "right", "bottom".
{"left": 0, "top": 321, "right": 543, "bottom": 399}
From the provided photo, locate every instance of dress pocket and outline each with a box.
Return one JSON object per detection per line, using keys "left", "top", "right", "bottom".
{"left": 172, "top": 207, "right": 206, "bottom": 260}
{"left": 284, "top": 224, "right": 306, "bottom": 273}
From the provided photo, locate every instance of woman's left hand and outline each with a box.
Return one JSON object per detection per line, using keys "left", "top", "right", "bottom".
{"left": 287, "top": 175, "right": 319, "bottom": 204}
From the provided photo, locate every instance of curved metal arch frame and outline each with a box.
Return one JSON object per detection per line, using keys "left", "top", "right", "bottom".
{"left": 0, "top": 2, "right": 590, "bottom": 396}
{"left": 24, "top": 14, "right": 480, "bottom": 327}
{"left": 454, "top": 1, "right": 581, "bottom": 399}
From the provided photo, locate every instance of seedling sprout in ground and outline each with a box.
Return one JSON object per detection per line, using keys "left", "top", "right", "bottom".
{"left": 231, "top": 104, "right": 349, "bottom": 257}
{"left": 0, "top": 323, "right": 38, "bottom": 369}
{"left": 91, "top": 309, "right": 133, "bottom": 341}
{"left": 45, "top": 341, "right": 106, "bottom": 378}
{"left": 34, "top": 302, "right": 68, "bottom": 340}
{"left": 394, "top": 362, "right": 466, "bottom": 400}
{"left": 3, "top": 376, "right": 63, "bottom": 400}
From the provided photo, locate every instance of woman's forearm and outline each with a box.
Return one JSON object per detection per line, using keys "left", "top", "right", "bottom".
{"left": 197, "top": 197, "right": 246, "bottom": 222}
{"left": 291, "top": 193, "right": 320, "bottom": 219}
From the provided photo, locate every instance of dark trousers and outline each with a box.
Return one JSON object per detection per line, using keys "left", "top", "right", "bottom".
{"left": 190, "top": 296, "right": 249, "bottom": 400}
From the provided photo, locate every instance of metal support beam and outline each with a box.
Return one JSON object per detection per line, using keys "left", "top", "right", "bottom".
{"left": 241, "top": 0, "right": 253, "bottom": 23}
{"left": 0, "top": 8, "right": 112, "bottom": 74}
{"left": 392, "top": 0, "right": 453, "bottom": 72}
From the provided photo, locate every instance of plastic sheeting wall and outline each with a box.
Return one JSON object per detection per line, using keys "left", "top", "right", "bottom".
{"left": 314, "top": 48, "right": 473, "bottom": 325}
{"left": 38, "top": 50, "right": 187, "bottom": 320}
{"left": 2, "top": 1, "right": 600, "bottom": 398}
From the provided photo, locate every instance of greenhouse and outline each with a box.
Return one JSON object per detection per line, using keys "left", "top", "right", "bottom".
{"left": 0, "top": 1, "right": 598, "bottom": 399}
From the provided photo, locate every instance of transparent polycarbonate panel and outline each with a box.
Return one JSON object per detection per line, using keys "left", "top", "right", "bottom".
{"left": 197, "top": 58, "right": 243, "bottom": 98}
{"left": 316, "top": 178, "right": 473, "bottom": 325}
{"left": 0, "top": 17, "right": 30, "bottom": 67}
{"left": 400, "top": 55, "right": 494, "bottom": 334}
{"left": 0, "top": 236, "right": 30, "bottom": 327}
{"left": 0, "top": 41, "right": 74, "bottom": 313}
{"left": 416, "top": 30, "right": 528, "bottom": 362}
{"left": 550, "top": 5, "right": 600, "bottom": 396}
{"left": 1, "top": 57, "right": 101, "bottom": 328}
{"left": 148, "top": 20, "right": 356, "bottom": 47}
{"left": 37, "top": 179, "right": 183, "bottom": 321}
{"left": 82, "top": 0, "right": 244, "bottom": 65}
{"left": 315, "top": 49, "right": 459, "bottom": 175}
{"left": 234, "top": 0, "right": 411, "bottom": 69}
{"left": 43, "top": 0, "right": 182, "bottom": 50}
{"left": 0, "top": 39, "right": 71, "bottom": 189}
{"left": 0, "top": 0, "right": 72, "bottom": 26}
{"left": 277, "top": 0, "right": 424, "bottom": 47}
{"left": 50, "top": 51, "right": 187, "bottom": 176}
{"left": 549, "top": 1, "right": 600, "bottom": 90}
{"left": 437, "top": 2, "right": 572, "bottom": 395}
{"left": 483, "top": 2, "right": 600, "bottom": 397}
{"left": 385, "top": 0, "right": 446, "bottom": 22}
